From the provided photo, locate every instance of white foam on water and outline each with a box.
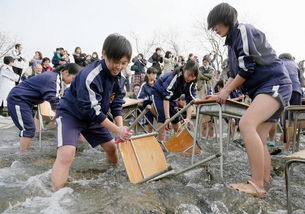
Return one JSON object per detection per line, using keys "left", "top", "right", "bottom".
{"left": 3, "top": 187, "right": 74, "bottom": 214}
{"left": 175, "top": 204, "right": 202, "bottom": 214}
{"left": 22, "top": 170, "right": 52, "bottom": 195}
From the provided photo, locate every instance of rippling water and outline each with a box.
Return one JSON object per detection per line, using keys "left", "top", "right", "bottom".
{"left": 0, "top": 118, "right": 305, "bottom": 214}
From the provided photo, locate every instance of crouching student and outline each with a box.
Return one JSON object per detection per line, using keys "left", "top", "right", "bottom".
{"left": 151, "top": 60, "right": 198, "bottom": 144}
{"left": 137, "top": 67, "right": 158, "bottom": 132}
{"left": 7, "top": 63, "right": 80, "bottom": 150}
{"left": 51, "top": 34, "right": 134, "bottom": 191}
{"left": 208, "top": 3, "right": 292, "bottom": 197}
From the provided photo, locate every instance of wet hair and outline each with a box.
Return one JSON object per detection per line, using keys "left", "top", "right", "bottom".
{"left": 42, "top": 57, "right": 50, "bottom": 64}
{"left": 174, "top": 59, "right": 198, "bottom": 82}
{"left": 279, "top": 53, "right": 294, "bottom": 61}
{"left": 54, "top": 63, "right": 81, "bottom": 75}
{"left": 214, "top": 79, "right": 224, "bottom": 93}
{"left": 207, "top": 3, "right": 238, "bottom": 30}
{"left": 102, "top": 33, "right": 132, "bottom": 61}
{"left": 165, "top": 51, "right": 172, "bottom": 58}
{"left": 4, "top": 56, "right": 14, "bottom": 65}
{"left": 15, "top": 44, "right": 21, "bottom": 49}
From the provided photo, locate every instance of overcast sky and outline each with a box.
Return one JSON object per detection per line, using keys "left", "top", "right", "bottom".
{"left": 1, "top": 0, "right": 304, "bottom": 62}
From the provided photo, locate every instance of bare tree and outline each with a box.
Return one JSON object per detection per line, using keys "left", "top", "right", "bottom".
{"left": 194, "top": 19, "right": 227, "bottom": 72}
{"left": 129, "top": 30, "right": 162, "bottom": 58}
{"left": 0, "top": 32, "right": 15, "bottom": 59}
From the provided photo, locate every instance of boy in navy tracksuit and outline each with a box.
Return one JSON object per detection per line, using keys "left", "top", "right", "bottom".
{"left": 7, "top": 63, "right": 80, "bottom": 150}
{"left": 137, "top": 67, "right": 158, "bottom": 132}
{"left": 51, "top": 34, "right": 133, "bottom": 191}
{"left": 151, "top": 60, "right": 198, "bottom": 142}
{"left": 279, "top": 53, "right": 303, "bottom": 154}
{"left": 207, "top": 3, "right": 292, "bottom": 197}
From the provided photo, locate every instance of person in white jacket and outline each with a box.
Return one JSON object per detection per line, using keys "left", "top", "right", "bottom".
{"left": 8, "top": 43, "right": 26, "bottom": 80}
{"left": 0, "top": 56, "right": 20, "bottom": 113}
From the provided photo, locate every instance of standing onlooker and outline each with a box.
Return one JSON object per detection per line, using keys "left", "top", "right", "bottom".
{"left": 52, "top": 47, "right": 66, "bottom": 68}
{"left": 27, "top": 64, "right": 43, "bottom": 78}
{"left": 84, "top": 55, "right": 92, "bottom": 66}
{"left": 163, "top": 51, "right": 175, "bottom": 74}
{"left": 150, "top": 48, "right": 163, "bottom": 77}
{"left": 91, "top": 52, "right": 99, "bottom": 62}
{"left": 42, "top": 57, "right": 53, "bottom": 73}
{"left": 197, "top": 55, "right": 215, "bottom": 97}
{"left": 177, "top": 56, "right": 185, "bottom": 67}
{"left": 73, "top": 47, "right": 86, "bottom": 67}
{"left": 30, "top": 51, "right": 42, "bottom": 70}
{"left": 131, "top": 53, "right": 147, "bottom": 86}
{"left": 187, "top": 53, "right": 195, "bottom": 62}
{"left": 8, "top": 43, "right": 26, "bottom": 79}
{"left": 121, "top": 64, "right": 132, "bottom": 93}
{"left": 0, "top": 56, "right": 19, "bottom": 115}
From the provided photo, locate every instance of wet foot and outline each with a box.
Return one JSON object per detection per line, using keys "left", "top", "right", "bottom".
{"left": 228, "top": 180, "right": 267, "bottom": 198}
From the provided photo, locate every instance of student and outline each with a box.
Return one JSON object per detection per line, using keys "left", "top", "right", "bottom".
{"left": 137, "top": 67, "right": 158, "bottom": 132}
{"left": 207, "top": 3, "right": 292, "bottom": 197}
{"left": 0, "top": 56, "right": 20, "bottom": 115}
{"left": 51, "top": 34, "right": 133, "bottom": 191}
{"left": 7, "top": 63, "right": 80, "bottom": 151}
{"left": 152, "top": 60, "right": 197, "bottom": 143}
{"left": 278, "top": 53, "right": 303, "bottom": 155}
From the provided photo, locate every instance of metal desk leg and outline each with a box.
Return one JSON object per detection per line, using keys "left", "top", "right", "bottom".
{"left": 285, "top": 160, "right": 293, "bottom": 214}
{"left": 225, "top": 118, "right": 232, "bottom": 157}
{"left": 218, "top": 104, "right": 223, "bottom": 178}
{"left": 191, "top": 104, "right": 201, "bottom": 164}
{"left": 292, "top": 112, "right": 298, "bottom": 153}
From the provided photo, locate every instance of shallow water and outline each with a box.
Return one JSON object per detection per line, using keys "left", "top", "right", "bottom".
{"left": 0, "top": 118, "right": 305, "bottom": 214}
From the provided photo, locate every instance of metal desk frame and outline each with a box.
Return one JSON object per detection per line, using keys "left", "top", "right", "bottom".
{"left": 191, "top": 99, "right": 249, "bottom": 178}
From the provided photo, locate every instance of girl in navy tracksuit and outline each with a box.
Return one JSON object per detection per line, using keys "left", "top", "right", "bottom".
{"left": 207, "top": 3, "right": 292, "bottom": 197}
{"left": 137, "top": 67, "right": 158, "bottom": 132}
{"left": 7, "top": 63, "right": 80, "bottom": 150}
{"left": 51, "top": 34, "right": 134, "bottom": 191}
{"left": 152, "top": 60, "right": 198, "bottom": 142}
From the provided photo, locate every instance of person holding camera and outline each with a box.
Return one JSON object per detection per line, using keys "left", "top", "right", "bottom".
{"left": 131, "top": 53, "right": 147, "bottom": 86}
{"left": 163, "top": 51, "right": 176, "bottom": 74}
{"left": 8, "top": 43, "right": 26, "bottom": 81}
{"left": 73, "top": 47, "right": 86, "bottom": 67}
{"left": 149, "top": 48, "right": 163, "bottom": 77}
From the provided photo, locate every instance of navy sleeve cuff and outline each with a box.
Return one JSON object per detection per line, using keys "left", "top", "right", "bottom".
{"left": 238, "top": 69, "right": 252, "bottom": 79}
{"left": 95, "top": 113, "right": 107, "bottom": 124}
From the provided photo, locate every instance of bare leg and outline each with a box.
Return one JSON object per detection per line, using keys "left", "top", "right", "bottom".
{"left": 101, "top": 140, "right": 118, "bottom": 163}
{"left": 256, "top": 122, "right": 273, "bottom": 184}
{"left": 20, "top": 137, "right": 32, "bottom": 150}
{"left": 236, "top": 94, "right": 280, "bottom": 191}
{"left": 268, "top": 122, "right": 277, "bottom": 142}
{"left": 157, "top": 122, "right": 166, "bottom": 142}
{"left": 51, "top": 145, "right": 76, "bottom": 191}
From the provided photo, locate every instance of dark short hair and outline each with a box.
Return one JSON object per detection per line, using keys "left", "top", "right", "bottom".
{"left": 74, "top": 47, "right": 81, "bottom": 53}
{"left": 55, "top": 63, "right": 81, "bottom": 75}
{"left": 279, "top": 53, "right": 294, "bottom": 61}
{"left": 155, "top": 47, "right": 161, "bottom": 52}
{"left": 42, "top": 57, "right": 50, "bottom": 63}
{"left": 202, "top": 55, "right": 211, "bottom": 62}
{"left": 15, "top": 43, "right": 21, "bottom": 49}
{"left": 214, "top": 79, "right": 224, "bottom": 93}
{"left": 147, "top": 67, "right": 158, "bottom": 74}
{"left": 207, "top": 3, "right": 238, "bottom": 30}
{"left": 4, "top": 56, "right": 14, "bottom": 65}
{"left": 183, "top": 59, "right": 199, "bottom": 78}
{"left": 56, "top": 47, "right": 64, "bottom": 51}
{"left": 165, "top": 51, "right": 172, "bottom": 58}
{"left": 102, "top": 33, "right": 132, "bottom": 61}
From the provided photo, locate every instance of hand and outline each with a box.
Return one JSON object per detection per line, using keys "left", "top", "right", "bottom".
{"left": 164, "top": 118, "right": 171, "bottom": 131}
{"left": 216, "top": 89, "right": 230, "bottom": 104}
{"left": 116, "top": 126, "right": 134, "bottom": 141}
{"left": 184, "top": 118, "right": 193, "bottom": 127}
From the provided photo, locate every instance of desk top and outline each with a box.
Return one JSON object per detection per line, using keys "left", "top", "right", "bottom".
{"left": 194, "top": 98, "right": 249, "bottom": 108}
{"left": 123, "top": 98, "right": 143, "bottom": 108}
{"left": 286, "top": 105, "right": 305, "bottom": 111}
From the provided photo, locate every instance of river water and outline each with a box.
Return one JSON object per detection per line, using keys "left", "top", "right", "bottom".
{"left": 0, "top": 116, "right": 305, "bottom": 214}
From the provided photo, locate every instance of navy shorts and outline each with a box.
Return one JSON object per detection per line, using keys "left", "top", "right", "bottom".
{"left": 253, "top": 84, "right": 292, "bottom": 122}
{"left": 7, "top": 102, "right": 36, "bottom": 138}
{"left": 290, "top": 91, "right": 302, "bottom": 105}
{"left": 56, "top": 112, "right": 113, "bottom": 148}
{"left": 152, "top": 93, "right": 181, "bottom": 124}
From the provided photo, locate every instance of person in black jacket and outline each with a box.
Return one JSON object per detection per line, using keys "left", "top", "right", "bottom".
{"left": 150, "top": 48, "right": 163, "bottom": 77}
{"left": 73, "top": 47, "right": 86, "bottom": 67}
{"left": 131, "top": 53, "right": 147, "bottom": 86}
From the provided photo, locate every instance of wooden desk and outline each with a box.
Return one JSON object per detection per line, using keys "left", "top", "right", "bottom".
{"left": 191, "top": 99, "right": 249, "bottom": 178}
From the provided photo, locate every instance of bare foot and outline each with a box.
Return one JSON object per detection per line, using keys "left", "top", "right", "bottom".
{"left": 228, "top": 180, "right": 267, "bottom": 198}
